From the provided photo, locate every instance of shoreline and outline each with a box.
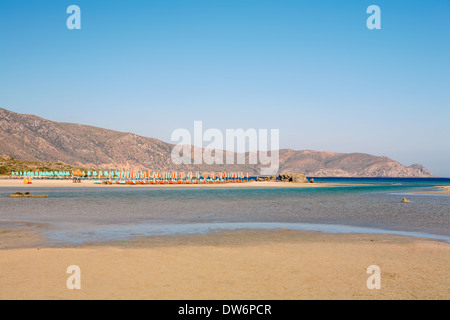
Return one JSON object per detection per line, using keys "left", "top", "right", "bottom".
{"left": 0, "top": 179, "right": 354, "bottom": 188}
{"left": 0, "top": 228, "right": 448, "bottom": 299}
{"left": 425, "top": 186, "right": 450, "bottom": 195}
{"left": 411, "top": 186, "right": 450, "bottom": 196}
{"left": 2, "top": 218, "right": 450, "bottom": 249}
{"left": 2, "top": 220, "right": 450, "bottom": 250}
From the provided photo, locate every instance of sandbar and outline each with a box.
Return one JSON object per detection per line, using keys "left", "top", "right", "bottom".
{"left": 428, "top": 186, "right": 450, "bottom": 195}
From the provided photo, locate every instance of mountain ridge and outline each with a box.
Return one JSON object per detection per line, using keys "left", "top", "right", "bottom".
{"left": 0, "top": 108, "right": 433, "bottom": 177}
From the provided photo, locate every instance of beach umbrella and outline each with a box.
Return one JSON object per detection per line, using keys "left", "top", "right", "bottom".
{"left": 72, "top": 169, "right": 84, "bottom": 176}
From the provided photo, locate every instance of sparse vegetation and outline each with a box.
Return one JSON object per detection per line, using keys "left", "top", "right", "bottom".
{"left": 0, "top": 155, "right": 90, "bottom": 176}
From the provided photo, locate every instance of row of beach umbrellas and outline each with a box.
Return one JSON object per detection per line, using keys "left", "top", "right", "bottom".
{"left": 11, "top": 170, "right": 250, "bottom": 180}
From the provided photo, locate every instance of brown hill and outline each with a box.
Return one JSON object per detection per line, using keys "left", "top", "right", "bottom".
{"left": 0, "top": 108, "right": 433, "bottom": 177}
{"left": 0, "top": 108, "right": 256, "bottom": 173}
{"left": 277, "top": 150, "right": 432, "bottom": 177}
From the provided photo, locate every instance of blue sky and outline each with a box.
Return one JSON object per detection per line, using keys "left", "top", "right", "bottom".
{"left": 1, "top": 0, "right": 449, "bottom": 176}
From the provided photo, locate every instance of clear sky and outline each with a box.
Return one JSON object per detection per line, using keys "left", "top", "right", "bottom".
{"left": 1, "top": 0, "right": 449, "bottom": 176}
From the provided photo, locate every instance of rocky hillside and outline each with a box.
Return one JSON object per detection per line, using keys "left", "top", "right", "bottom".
{"left": 277, "top": 150, "right": 432, "bottom": 177}
{"left": 0, "top": 108, "right": 433, "bottom": 177}
{"left": 0, "top": 108, "right": 256, "bottom": 173}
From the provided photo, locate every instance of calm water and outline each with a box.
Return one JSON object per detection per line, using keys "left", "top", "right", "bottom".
{"left": 0, "top": 178, "right": 449, "bottom": 245}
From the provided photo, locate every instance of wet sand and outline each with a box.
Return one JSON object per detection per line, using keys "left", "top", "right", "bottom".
{"left": 0, "top": 179, "right": 346, "bottom": 188}
{"left": 412, "top": 185, "right": 450, "bottom": 196}
{"left": 0, "top": 228, "right": 448, "bottom": 300}
{"left": 428, "top": 186, "right": 450, "bottom": 195}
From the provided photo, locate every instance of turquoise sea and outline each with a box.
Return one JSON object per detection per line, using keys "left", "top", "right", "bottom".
{"left": 0, "top": 177, "right": 449, "bottom": 245}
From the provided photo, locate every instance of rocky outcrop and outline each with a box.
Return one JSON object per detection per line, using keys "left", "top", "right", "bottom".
{"left": 278, "top": 172, "right": 308, "bottom": 183}
{"left": 9, "top": 192, "right": 48, "bottom": 198}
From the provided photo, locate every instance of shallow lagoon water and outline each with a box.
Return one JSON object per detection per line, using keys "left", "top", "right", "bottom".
{"left": 44, "top": 222, "right": 450, "bottom": 245}
{"left": 0, "top": 178, "right": 449, "bottom": 245}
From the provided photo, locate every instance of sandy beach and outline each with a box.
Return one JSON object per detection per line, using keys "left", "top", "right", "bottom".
{"left": 0, "top": 178, "right": 346, "bottom": 189}
{"left": 0, "top": 228, "right": 448, "bottom": 300}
